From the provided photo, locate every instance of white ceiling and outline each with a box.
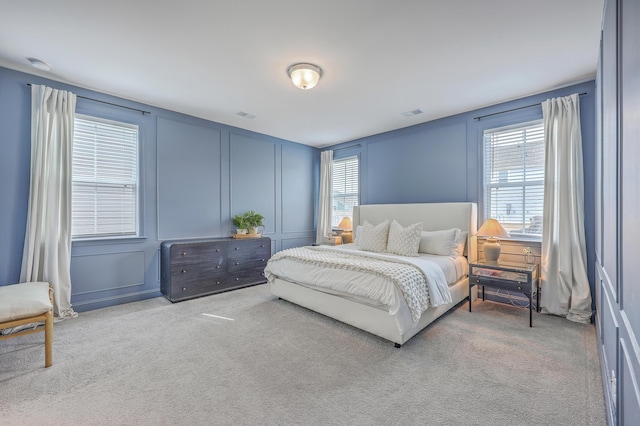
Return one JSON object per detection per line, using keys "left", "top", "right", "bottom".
{"left": 0, "top": 1, "right": 603, "bottom": 148}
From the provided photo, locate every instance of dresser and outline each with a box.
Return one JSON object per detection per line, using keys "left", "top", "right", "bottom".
{"left": 160, "top": 237, "right": 271, "bottom": 302}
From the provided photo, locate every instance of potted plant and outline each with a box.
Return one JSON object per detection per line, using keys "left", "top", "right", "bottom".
{"left": 232, "top": 214, "right": 248, "bottom": 235}
{"left": 243, "top": 210, "right": 265, "bottom": 234}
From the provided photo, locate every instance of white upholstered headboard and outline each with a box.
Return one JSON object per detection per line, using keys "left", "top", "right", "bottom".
{"left": 353, "top": 202, "right": 478, "bottom": 261}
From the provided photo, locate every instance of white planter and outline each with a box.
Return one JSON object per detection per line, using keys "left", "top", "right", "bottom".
{"left": 248, "top": 227, "right": 259, "bottom": 234}
{"left": 236, "top": 228, "right": 248, "bottom": 235}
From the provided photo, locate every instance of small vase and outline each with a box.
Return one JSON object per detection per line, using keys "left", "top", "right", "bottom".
{"left": 236, "top": 228, "right": 247, "bottom": 235}
{"left": 526, "top": 253, "right": 535, "bottom": 264}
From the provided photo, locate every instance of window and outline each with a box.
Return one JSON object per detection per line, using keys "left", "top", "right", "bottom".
{"left": 72, "top": 115, "right": 139, "bottom": 238}
{"left": 331, "top": 156, "right": 359, "bottom": 227}
{"left": 483, "top": 120, "right": 544, "bottom": 237}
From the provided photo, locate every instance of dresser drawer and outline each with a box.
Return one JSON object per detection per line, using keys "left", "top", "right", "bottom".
{"left": 228, "top": 239, "right": 270, "bottom": 258}
{"left": 168, "top": 275, "right": 228, "bottom": 301}
{"left": 228, "top": 255, "right": 268, "bottom": 273}
{"left": 170, "top": 242, "right": 226, "bottom": 266}
{"left": 470, "top": 276, "right": 532, "bottom": 293}
{"left": 170, "top": 265, "right": 226, "bottom": 286}
{"left": 227, "top": 267, "right": 267, "bottom": 287}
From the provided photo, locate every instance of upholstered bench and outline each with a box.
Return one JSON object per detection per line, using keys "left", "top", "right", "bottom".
{"left": 0, "top": 282, "right": 54, "bottom": 367}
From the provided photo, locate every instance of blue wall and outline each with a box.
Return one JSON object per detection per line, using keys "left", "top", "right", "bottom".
{"left": 0, "top": 66, "right": 318, "bottom": 311}
{"left": 0, "top": 64, "right": 596, "bottom": 312}
{"left": 328, "top": 80, "right": 597, "bottom": 306}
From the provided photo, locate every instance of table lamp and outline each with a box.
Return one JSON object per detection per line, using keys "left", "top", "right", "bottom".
{"left": 477, "top": 219, "right": 510, "bottom": 262}
{"left": 337, "top": 217, "right": 353, "bottom": 243}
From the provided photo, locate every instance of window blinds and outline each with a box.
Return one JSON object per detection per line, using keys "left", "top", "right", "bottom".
{"left": 72, "top": 115, "right": 139, "bottom": 238}
{"left": 331, "top": 156, "right": 359, "bottom": 227}
{"left": 483, "top": 120, "right": 544, "bottom": 236}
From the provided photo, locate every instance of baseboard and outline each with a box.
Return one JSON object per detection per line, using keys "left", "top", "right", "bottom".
{"left": 72, "top": 289, "right": 163, "bottom": 312}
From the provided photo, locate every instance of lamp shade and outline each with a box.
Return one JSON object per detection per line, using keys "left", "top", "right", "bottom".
{"left": 477, "top": 219, "right": 510, "bottom": 238}
{"left": 337, "top": 216, "right": 353, "bottom": 230}
{"left": 287, "top": 63, "right": 323, "bottom": 90}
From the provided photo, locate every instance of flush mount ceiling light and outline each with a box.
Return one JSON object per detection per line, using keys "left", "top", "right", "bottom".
{"left": 27, "top": 57, "right": 50, "bottom": 71}
{"left": 287, "top": 63, "right": 323, "bottom": 90}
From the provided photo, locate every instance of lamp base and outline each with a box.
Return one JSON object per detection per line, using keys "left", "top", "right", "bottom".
{"left": 341, "top": 231, "right": 353, "bottom": 244}
{"left": 484, "top": 238, "right": 502, "bottom": 262}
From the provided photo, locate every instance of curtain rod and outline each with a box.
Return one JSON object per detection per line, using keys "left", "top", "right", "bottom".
{"left": 27, "top": 83, "right": 150, "bottom": 115}
{"left": 473, "top": 92, "right": 587, "bottom": 121}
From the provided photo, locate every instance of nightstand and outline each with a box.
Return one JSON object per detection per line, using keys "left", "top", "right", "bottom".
{"left": 468, "top": 260, "right": 540, "bottom": 327}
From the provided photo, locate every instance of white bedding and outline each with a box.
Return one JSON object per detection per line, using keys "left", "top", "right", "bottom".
{"left": 265, "top": 244, "right": 466, "bottom": 323}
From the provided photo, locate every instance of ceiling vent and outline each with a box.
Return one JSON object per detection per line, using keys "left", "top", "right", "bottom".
{"left": 401, "top": 108, "right": 423, "bottom": 117}
{"left": 236, "top": 111, "right": 256, "bottom": 119}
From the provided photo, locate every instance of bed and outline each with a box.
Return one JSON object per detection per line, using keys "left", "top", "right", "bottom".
{"left": 267, "top": 202, "right": 478, "bottom": 347}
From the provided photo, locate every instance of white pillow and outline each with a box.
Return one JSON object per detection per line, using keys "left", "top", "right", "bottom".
{"left": 354, "top": 225, "right": 363, "bottom": 245}
{"left": 419, "top": 228, "right": 459, "bottom": 256}
{"left": 387, "top": 220, "right": 423, "bottom": 257}
{"left": 358, "top": 220, "right": 390, "bottom": 253}
{"left": 455, "top": 230, "right": 467, "bottom": 256}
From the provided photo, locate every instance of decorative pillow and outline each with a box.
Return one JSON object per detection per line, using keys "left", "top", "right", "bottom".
{"left": 455, "top": 230, "right": 467, "bottom": 256}
{"left": 358, "top": 220, "right": 390, "bottom": 252}
{"left": 418, "top": 228, "right": 459, "bottom": 256}
{"left": 387, "top": 220, "right": 423, "bottom": 257}
{"left": 354, "top": 225, "right": 363, "bottom": 245}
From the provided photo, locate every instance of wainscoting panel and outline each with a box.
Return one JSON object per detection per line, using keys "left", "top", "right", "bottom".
{"left": 601, "top": 0, "right": 619, "bottom": 305}
{"left": 366, "top": 122, "right": 467, "bottom": 204}
{"left": 157, "top": 117, "right": 222, "bottom": 240}
{"left": 71, "top": 250, "right": 145, "bottom": 296}
{"left": 596, "top": 2, "right": 640, "bottom": 423}
{"left": 620, "top": 337, "right": 640, "bottom": 424}
{"left": 602, "top": 285, "right": 619, "bottom": 413}
{"left": 230, "top": 133, "right": 276, "bottom": 233}
{"left": 281, "top": 145, "right": 315, "bottom": 234}
{"left": 281, "top": 237, "right": 315, "bottom": 250}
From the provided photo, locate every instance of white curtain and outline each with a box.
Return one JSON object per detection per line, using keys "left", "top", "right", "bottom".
{"left": 540, "top": 93, "right": 591, "bottom": 324}
{"left": 316, "top": 150, "right": 333, "bottom": 244}
{"left": 20, "top": 85, "right": 78, "bottom": 319}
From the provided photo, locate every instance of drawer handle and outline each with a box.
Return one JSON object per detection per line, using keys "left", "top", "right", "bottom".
{"left": 235, "top": 278, "right": 239, "bottom": 281}
{"left": 216, "top": 265, "right": 220, "bottom": 269}
{"left": 216, "top": 249, "right": 220, "bottom": 252}
{"left": 261, "top": 244, "right": 265, "bottom": 247}
{"left": 235, "top": 247, "right": 239, "bottom": 250}
{"left": 182, "top": 287, "right": 187, "bottom": 291}
{"left": 235, "top": 262, "right": 240, "bottom": 265}
{"left": 261, "top": 259, "right": 265, "bottom": 262}
{"left": 181, "top": 252, "right": 187, "bottom": 256}
{"left": 517, "top": 286, "right": 522, "bottom": 290}
{"left": 216, "top": 281, "right": 220, "bottom": 285}
{"left": 181, "top": 270, "right": 187, "bottom": 273}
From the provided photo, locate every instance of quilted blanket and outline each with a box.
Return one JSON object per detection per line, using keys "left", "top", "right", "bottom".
{"left": 264, "top": 246, "right": 451, "bottom": 322}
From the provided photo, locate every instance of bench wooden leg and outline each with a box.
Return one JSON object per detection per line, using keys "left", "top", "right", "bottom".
{"left": 44, "top": 309, "right": 53, "bottom": 367}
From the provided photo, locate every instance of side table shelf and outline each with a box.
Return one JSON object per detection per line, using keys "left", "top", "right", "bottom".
{"left": 468, "top": 260, "right": 540, "bottom": 327}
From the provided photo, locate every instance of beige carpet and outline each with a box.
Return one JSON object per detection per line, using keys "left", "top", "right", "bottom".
{"left": 0, "top": 284, "right": 606, "bottom": 425}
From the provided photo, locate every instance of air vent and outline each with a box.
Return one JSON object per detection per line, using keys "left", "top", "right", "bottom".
{"left": 401, "top": 108, "right": 423, "bottom": 117}
{"left": 236, "top": 111, "right": 256, "bottom": 119}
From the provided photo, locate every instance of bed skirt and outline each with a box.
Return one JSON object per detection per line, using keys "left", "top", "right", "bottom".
{"left": 271, "top": 277, "right": 475, "bottom": 346}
